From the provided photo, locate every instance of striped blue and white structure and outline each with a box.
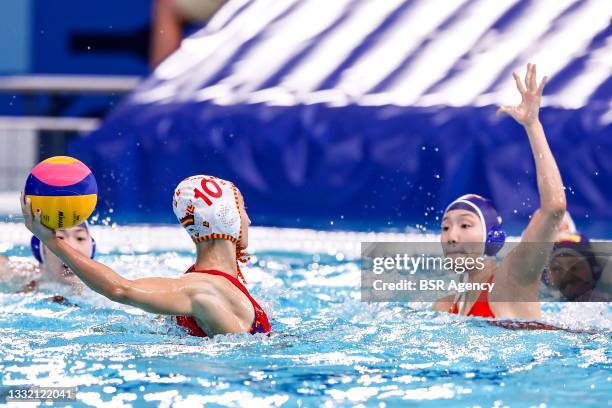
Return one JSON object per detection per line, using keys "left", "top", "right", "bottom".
{"left": 72, "top": 0, "right": 612, "bottom": 233}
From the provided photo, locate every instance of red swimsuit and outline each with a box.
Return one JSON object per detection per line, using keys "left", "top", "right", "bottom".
{"left": 449, "top": 276, "right": 496, "bottom": 318}
{"left": 448, "top": 276, "right": 568, "bottom": 331}
{"left": 175, "top": 266, "right": 271, "bottom": 337}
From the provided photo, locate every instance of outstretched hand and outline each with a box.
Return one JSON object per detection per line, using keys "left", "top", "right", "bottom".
{"left": 20, "top": 192, "right": 55, "bottom": 243}
{"left": 497, "top": 63, "right": 547, "bottom": 127}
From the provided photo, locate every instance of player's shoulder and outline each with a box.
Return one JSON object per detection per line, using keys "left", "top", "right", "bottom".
{"left": 180, "top": 272, "right": 239, "bottom": 298}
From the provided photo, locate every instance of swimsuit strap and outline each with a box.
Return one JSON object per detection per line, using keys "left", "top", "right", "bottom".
{"left": 450, "top": 274, "right": 495, "bottom": 317}
{"left": 180, "top": 265, "right": 271, "bottom": 336}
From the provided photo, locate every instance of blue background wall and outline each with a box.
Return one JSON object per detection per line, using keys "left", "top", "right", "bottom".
{"left": 68, "top": 102, "right": 612, "bottom": 236}
{"left": 0, "top": 0, "right": 151, "bottom": 118}
{"left": 0, "top": 0, "right": 151, "bottom": 76}
{"left": 66, "top": 0, "right": 612, "bottom": 235}
{"left": 4, "top": 0, "right": 610, "bottom": 236}
{"left": 32, "top": 0, "right": 151, "bottom": 75}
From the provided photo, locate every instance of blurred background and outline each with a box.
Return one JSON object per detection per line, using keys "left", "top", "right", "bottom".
{"left": 0, "top": 0, "right": 610, "bottom": 235}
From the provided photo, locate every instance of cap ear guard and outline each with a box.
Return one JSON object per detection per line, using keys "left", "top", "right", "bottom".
{"left": 30, "top": 235, "right": 44, "bottom": 263}
{"left": 485, "top": 225, "right": 506, "bottom": 256}
{"left": 30, "top": 235, "right": 96, "bottom": 264}
{"left": 91, "top": 237, "right": 97, "bottom": 259}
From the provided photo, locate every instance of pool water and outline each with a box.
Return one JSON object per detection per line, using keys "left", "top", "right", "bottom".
{"left": 0, "top": 225, "right": 610, "bottom": 407}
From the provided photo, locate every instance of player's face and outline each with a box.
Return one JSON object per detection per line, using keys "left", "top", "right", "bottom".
{"left": 548, "top": 254, "right": 594, "bottom": 300}
{"left": 42, "top": 225, "right": 92, "bottom": 285}
{"left": 441, "top": 210, "right": 485, "bottom": 260}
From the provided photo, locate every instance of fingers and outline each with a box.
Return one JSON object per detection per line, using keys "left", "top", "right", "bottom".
{"left": 512, "top": 72, "right": 526, "bottom": 95}
{"left": 497, "top": 106, "right": 520, "bottom": 122}
{"left": 524, "top": 62, "right": 545, "bottom": 92}
{"left": 21, "top": 194, "right": 36, "bottom": 224}
{"left": 524, "top": 63, "right": 531, "bottom": 89}
{"left": 525, "top": 63, "right": 538, "bottom": 91}
{"left": 20, "top": 192, "right": 30, "bottom": 217}
{"left": 20, "top": 193, "right": 33, "bottom": 231}
{"left": 537, "top": 75, "right": 548, "bottom": 95}
{"left": 496, "top": 106, "right": 511, "bottom": 116}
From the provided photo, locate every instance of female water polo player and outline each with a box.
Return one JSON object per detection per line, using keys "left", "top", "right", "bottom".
{"left": 434, "top": 63, "right": 566, "bottom": 320}
{"left": 0, "top": 223, "right": 93, "bottom": 297}
{"left": 21, "top": 175, "right": 271, "bottom": 338}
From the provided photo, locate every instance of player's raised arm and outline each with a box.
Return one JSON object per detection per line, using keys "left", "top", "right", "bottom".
{"left": 498, "top": 64, "right": 566, "bottom": 284}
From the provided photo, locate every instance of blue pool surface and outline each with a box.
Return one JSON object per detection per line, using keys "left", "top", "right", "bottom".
{"left": 0, "top": 227, "right": 611, "bottom": 407}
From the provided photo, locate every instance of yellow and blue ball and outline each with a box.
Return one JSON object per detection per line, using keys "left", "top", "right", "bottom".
{"left": 24, "top": 156, "right": 98, "bottom": 229}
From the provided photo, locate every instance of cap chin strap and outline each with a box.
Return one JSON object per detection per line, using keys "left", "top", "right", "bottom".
{"left": 235, "top": 243, "right": 250, "bottom": 285}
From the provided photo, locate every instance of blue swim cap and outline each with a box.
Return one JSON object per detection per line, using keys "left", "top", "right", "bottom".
{"left": 445, "top": 194, "right": 506, "bottom": 256}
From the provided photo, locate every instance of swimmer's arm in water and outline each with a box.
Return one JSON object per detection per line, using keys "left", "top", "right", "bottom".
{"left": 49, "top": 246, "right": 244, "bottom": 332}
{"left": 0, "top": 254, "right": 38, "bottom": 289}
{"left": 0, "top": 255, "right": 20, "bottom": 281}
{"left": 0, "top": 255, "right": 8, "bottom": 277}
{"left": 433, "top": 295, "right": 454, "bottom": 312}
{"left": 497, "top": 63, "right": 566, "bottom": 285}
{"left": 108, "top": 275, "right": 246, "bottom": 332}
{"left": 0, "top": 255, "right": 17, "bottom": 284}
{"left": 19, "top": 194, "right": 149, "bottom": 308}
{"left": 20, "top": 194, "right": 244, "bottom": 332}
{"left": 28, "top": 236, "right": 241, "bottom": 330}
{"left": 42, "top": 235, "right": 193, "bottom": 312}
